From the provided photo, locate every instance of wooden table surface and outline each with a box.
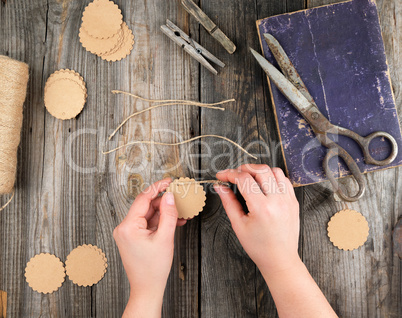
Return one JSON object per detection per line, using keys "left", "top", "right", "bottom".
{"left": 0, "top": 0, "right": 401, "bottom": 317}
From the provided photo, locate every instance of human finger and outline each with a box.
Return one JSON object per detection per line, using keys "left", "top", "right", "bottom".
{"left": 147, "top": 210, "right": 161, "bottom": 229}
{"left": 126, "top": 178, "right": 172, "bottom": 221}
{"left": 271, "top": 168, "right": 295, "bottom": 198}
{"left": 214, "top": 184, "right": 246, "bottom": 227}
{"left": 148, "top": 199, "right": 188, "bottom": 229}
{"left": 177, "top": 219, "right": 187, "bottom": 226}
{"left": 149, "top": 214, "right": 187, "bottom": 230}
{"left": 156, "top": 192, "right": 179, "bottom": 241}
{"left": 216, "top": 169, "right": 266, "bottom": 205}
{"left": 238, "top": 164, "right": 278, "bottom": 195}
{"left": 143, "top": 196, "right": 163, "bottom": 221}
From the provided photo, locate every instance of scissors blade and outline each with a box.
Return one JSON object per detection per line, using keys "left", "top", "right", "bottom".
{"left": 250, "top": 48, "right": 313, "bottom": 115}
{"left": 263, "top": 33, "right": 316, "bottom": 105}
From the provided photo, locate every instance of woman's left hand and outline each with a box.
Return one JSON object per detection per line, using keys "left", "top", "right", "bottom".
{"left": 113, "top": 178, "right": 186, "bottom": 318}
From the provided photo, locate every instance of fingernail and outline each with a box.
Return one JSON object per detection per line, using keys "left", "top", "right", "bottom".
{"left": 217, "top": 169, "right": 228, "bottom": 174}
{"left": 165, "top": 192, "right": 175, "bottom": 206}
{"left": 213, "top": 184, "right": 221, "bottom": 193}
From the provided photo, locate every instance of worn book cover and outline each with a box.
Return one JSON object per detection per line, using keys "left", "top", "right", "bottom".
{"left": 257, "top": 0, "right": 402, "bottom": 186}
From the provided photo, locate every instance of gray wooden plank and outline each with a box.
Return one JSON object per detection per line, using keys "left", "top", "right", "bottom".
{"left": 301, "top": 0, "right": 402, "bottom": 317}
{"left": 377, "top": 0, "right": 402, "bottom": 314}
{"left": 40, "top": 2, "right": 96, "bottom": 316}
{"left": 158, "top": 3, "right": 202, "bottom": 316}
{"left": 0, "top": 0, "right": 51, "bottom": 316}
{"left": 198, "top": 0, "right": 287, "bottom": 317}
{"left": 254, "top": 1, "right": 307, "bottom": 316}
{"left": 91, "top": 0, "right": 201, "bottom": 315}
{"left": 1, "top": 0, "right": 400, "bottom": 316}
{"left": 1, "top": 0, "right": 200, "bottom": 316}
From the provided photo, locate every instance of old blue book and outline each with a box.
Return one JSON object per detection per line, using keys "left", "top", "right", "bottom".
{"left": 257, "top": 0, "right": 402, "bottom": 187}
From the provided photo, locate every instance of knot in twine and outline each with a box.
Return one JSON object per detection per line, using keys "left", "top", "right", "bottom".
{"left": 0, "top": 55, "right": 29, "bottom": 200}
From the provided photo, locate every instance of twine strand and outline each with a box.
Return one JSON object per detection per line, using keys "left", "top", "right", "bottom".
{"left": 176, "top": 180, "right": 229, "bottom": 186}
{"left": 111, "top": 90, "right": 235, "bottom": 106}
{"left": 108, "top": 102, "right": 225, "bottom": 140}
{"left": 0, "top": 191, "right": 15, "bottom": 212}
{"left": 109, "top": 90, "right": 234, "bottom": 140}
{"left": 103, "top": 134, "right": 257, "bottom": 160}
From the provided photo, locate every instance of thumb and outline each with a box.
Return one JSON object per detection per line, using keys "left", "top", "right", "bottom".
{"left": 214, "top": 184, "right": 245, "bottom": 230}
{"left": 157, "top": 192, "right": 179, "bottom": 240}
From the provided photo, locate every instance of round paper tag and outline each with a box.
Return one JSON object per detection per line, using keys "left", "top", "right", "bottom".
{"left": 327, "top": 209, "right": 369, "bottom": 251}
{"left": 25, "top": 253, "right": 65, "bottom": 294}
{"left": 65, "top": 244, "right": 107, "bottom": 286}
{"left": 167, "top": 177, "right": 206, "bottom": 219}
{"left": 81, "top": 0, "right": 123, "bottom": 39}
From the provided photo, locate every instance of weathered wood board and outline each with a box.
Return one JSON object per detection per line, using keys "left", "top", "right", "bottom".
{"left": 302, "top": 0, "right": 402, "bottom": 317}
{"left": 199, "top": 1, "right": 304, "bottom": 317}
{"left": 0, "top": 0, "right": 400, "bottom": 317}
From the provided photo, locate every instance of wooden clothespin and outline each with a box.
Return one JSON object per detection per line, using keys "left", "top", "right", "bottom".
{"left": 161, "top": 19, "right": 225, "bottom": 75}
{"left": 181, "top": 0, "right": 236, "bottom": 54}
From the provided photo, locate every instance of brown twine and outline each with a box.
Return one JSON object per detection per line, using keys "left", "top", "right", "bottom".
{"left": 103, "top": 134, "right": 258, "bottom": 160}
{"left": 176, "top": 180, "right": 229, "bottom": 186}
{"left": 108, "top": 102, "right": 225, "bottom": 140}
{"left": 111, "top": 89, "right": 236, "bottom": 106}
{"left": 0, "top": 55, "right": 29, "bottom": 210}
{"left": 0, "top": 191, "right": 15, "bottom": 212}
{"left": 109, "top": 90, "right": 234, "bottom": 140}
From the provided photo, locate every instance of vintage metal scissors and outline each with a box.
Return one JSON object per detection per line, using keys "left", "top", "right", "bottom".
{"left": 161, "top": 19, "right": 225, "bottom": 75}
{"left": 251, "top": 33, "right": 398, "bottom": 202}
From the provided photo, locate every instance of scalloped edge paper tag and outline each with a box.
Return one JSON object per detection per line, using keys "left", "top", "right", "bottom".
{"left": 65, "top": 244, "right": 107, "bottom": 286}
{"left": 327, "top": 209, "right": 369, "bottom": 251}
{"left": 24, "top": 253, "right": 66, "bottom": 294}
{"left": 167, "top": 177, "right": 206, "bottom": 219}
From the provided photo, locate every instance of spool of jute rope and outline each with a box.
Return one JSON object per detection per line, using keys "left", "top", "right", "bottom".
{"left": 0, "top": 55, "right": 29, "bottom": 203}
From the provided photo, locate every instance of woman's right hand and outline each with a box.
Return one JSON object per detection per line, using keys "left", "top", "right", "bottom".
{"left": 214, "top": 164, "right": 300, "bottom": 276}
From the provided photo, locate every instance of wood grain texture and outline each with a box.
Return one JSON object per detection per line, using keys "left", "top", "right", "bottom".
{"left": 301, "top": 0, "right": 402, "bottom": 317}
{"left": 254, "top": 3, "right": 307, "bottom": 316}
{"left": 198, "top": 0, "right": 304, "bottom": 317}
{"left": 0, "top": 0, "right": 400, "bottom": 317}
{"left": 0, "top": 0, "right": 200, "bottom": 317}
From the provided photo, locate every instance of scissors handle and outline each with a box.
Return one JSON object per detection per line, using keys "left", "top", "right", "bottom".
{"left": 359, "top": 131, "right": 398, "bottom": 165}
{"left": 322, "top": 143, "right": 365, "bottom": 202}
{"left": 334, "top": 127, "right": 398, "bottom": 166}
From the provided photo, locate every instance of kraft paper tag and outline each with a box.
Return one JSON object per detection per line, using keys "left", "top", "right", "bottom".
{"left": 327, "top": 209, "right": 369, "bottom": 251}
{"left": 81, "top": 0, "right": 123, "bottom": 39}
{"left": 65, "top": 244, "right": 107, "bottom": 286}
{"left": 24, "top": 253, "right": 66, "bottom": 294}
{"left": 44, "top": 70, "right": 87, "bottom": 120}
{"left": 79, "top": 1, "right": 134, "bottom": 61}
{"left": 167, "top": 177, "right": 206, "bottom": 219}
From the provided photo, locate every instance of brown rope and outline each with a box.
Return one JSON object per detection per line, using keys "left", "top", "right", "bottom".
{"left": 111, "top": 90, "right": 235, "bottom": 106}
{"left": 0, "top": 190, "right": 15, "bottom": 212}
{"left": 108, "top": 102, "right": 225, "bottom": 140}
{"left": 176, "top": 179, "right": 229, "bottom": 186}
{"left": 103, "top": 134, "right": 257, "bottom": 160}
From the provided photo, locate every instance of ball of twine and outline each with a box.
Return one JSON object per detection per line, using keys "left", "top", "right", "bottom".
{"left": 0, "top": 55, "right": 29, "bottom": 195}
